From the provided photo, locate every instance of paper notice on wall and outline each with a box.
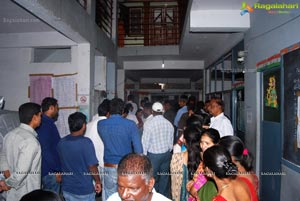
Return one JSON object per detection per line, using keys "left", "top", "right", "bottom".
{"left": 53, "top": 75, "right": 77, "bottom": 107}
{"left": 297, "top": 96, "right": 300, "bottom": 148}
{"left": 55, "top": 108, "right": 77, "bottom": 138}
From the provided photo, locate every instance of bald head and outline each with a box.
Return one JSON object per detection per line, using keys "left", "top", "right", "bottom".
{"left": 118, "top": 153, "right": 153, "bottom": 182}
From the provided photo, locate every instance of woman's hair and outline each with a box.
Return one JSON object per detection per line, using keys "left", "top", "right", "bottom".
{"left": 186, "top": 115, "right": 203, "bottom": 131}
{"left": 20, "top": 190, "right": 62, "bottom": 201}
{"left": 203, "top": 145, "right": 238, "bottom": 179}
{"left": 201, "top": 128, "right": 220, "bottom": 145}
{"left": 219, "top": 136, "right": 253, "bottom": 171}
{"left": 184, "top": 126, "right": 201, "bottom": 180}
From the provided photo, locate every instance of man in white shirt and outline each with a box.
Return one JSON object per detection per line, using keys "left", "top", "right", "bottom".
{"left": 209, "top": 98, "right": 234, "bottom": 137}
{"left": 127, "top": 94, "right": 138, "bottom": 115}
{"left": 107, "top": 153, "right": 171, "bottom": 201}
{"left": 85, "top": 99, "right": 110, "bottom": 201}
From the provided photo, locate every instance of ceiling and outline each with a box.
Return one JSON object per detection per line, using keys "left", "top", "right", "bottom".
{"left": 121, "top": 0, "right": 255, "bottom": 83}
{"left": 0, "top": 0, "right": 252, "bottom": 86}
{"left": 0, "top": 0, "right": 54, "bottom": 33}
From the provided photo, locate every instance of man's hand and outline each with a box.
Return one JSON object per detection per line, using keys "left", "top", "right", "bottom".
{"left": 3, "top": 170, "right": 10, "bottom": 179}
{"left": 0, "top": 180, "right": 11, "bottom": 191}
{"left": 94, "top": 182, "right": 102, "bottom": 194}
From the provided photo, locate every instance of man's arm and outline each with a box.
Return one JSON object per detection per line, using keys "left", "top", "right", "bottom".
{"left": 130, "top": 123, "right": 143, "bottom": 153}
{"left": 88, "top": 165, "right": 101, "bottom": 194}
{"left": 5, "top": 139, "right": 40, "bottom": 189}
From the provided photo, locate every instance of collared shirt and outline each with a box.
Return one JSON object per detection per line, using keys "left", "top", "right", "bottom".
{"left": 36, "top": 114, "right": 61, "bottom": 177}
{"left": 174, "top": 106, "right": 188, "bottom": 127}
{"left": 107, "top": 188, "right": 171, "bottom": 201}
{"left": 127, "top": 101, "right": 138, "bottom": 115}
{"left": 98, "top": 115, "right": 143, "bottom": 164}
{"left": 2, "top": 123, "right": 41, "bottom": 201}
{"left": 210, "top": 112, "right": 234, "bottom": 137}
{"left": 126, "top": 113, "right": 139, "bottom": 124}
{"left": 142, "top": 115, "right": 174, "bottom": 155}
{"left": 85, "top": 115, "right": 107, "bottom": 167}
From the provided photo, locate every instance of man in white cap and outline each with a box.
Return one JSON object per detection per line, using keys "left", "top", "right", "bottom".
{"left": 142, "top": 102, "right": 174, "bottom": 199}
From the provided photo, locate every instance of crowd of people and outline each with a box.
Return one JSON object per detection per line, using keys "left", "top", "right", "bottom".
{"left": 0, "top": 94, "right": 258, "bottom": 201}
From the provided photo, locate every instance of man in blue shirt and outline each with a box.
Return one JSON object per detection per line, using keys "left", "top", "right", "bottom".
{"left": 98, "top": 98, "right": 143, "bottom": 200}
{"left": 173, "top": 95, "right": 188, "bottom": 140}
{"left": 57, "top": 112, "right": 101, "bottom": 201}
{"left": 36, "top": 97, "right": 61, "bottom": 193}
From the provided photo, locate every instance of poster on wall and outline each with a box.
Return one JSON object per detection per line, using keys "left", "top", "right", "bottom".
{"left": 263, "top": 68, "right": 280, "bottom": 122}
{"left": 283, "top": 47, "right": 300, "bottom": 165}
{"left": 29, "top": 75, "right": 52, "bottom": 104}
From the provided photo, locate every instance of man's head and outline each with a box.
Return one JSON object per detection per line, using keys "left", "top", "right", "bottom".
{"left": 209, "top": 98, "right": 224, "bottom": 117}
{"left": 19, "top": 102, "right": 41, "bottom": 129}
{"left": 68, "top": 112, "right": 87, "bottom": 135}
{"left": 117, "top": 153, "right": 155, "bottom": 201}
{"left": 127, "top": 94, "right": 134, "bottom": 101}
{"left": 98, "top": 99, "right": 110, "bottom": 117}
{"left": 41, "top": 97, "right": 59, "bottom": 120}
{"left": 142, "top": 102, "right": 153, "bottom": 119}
{"left": 178, "top": 95, "right": 188, "bottom": 107}
{"left": 110, "top": 98, "right": 124, "bottom": 115}
{"left": 152, "top": 102, "right": 164, "bottom": 116}
{"left": 163, "top": 100, "right": 172, "bottom": 111}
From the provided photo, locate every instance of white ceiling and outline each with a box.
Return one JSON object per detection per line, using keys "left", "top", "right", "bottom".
{"left": 0, "top": 0, "right": 250, "bottom": 84}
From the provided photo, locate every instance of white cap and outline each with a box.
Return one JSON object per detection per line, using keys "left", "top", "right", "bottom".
{"left": 152, "top": 102, "right": 164, "bottom": 112}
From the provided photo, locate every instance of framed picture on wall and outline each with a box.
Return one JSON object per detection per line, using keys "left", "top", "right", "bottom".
{"left": 129, "top": 8, "right": 143, "bottom": 36}
{"left": 263, "top": 68, "right": 281, "bottom": 122}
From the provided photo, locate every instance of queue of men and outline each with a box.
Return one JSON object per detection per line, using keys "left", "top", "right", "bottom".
{"left": 0, "top": 94, "right": 233, "bottom": 201}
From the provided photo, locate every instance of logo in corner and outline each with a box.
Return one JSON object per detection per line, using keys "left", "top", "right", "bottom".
{"left": 240, "top": 2, "right": 254, "bottom": 16}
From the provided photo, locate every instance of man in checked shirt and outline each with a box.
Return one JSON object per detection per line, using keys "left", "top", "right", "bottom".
{"left": 142, "top": 102, "right": 174, "bottom": 199}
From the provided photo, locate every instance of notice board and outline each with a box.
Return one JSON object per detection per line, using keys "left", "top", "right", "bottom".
{"left": 283, "top": 48, "right": 300, "bottom": 165}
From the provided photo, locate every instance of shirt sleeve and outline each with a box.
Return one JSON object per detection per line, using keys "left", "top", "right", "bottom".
{"left": 83, "top": 138, "right": 98, "bottom": 166}
{"left": 223, "top": 119, "right": 234, "bottom": 136}
{"left": 169, "top": 125, "right": 174, "bottom": 151}
{"left": 173, "top": 111, "right": 181, "bottom": 127}
{"left": 130, "top": 122, "right": 143, "bottom": 154}
{"left": 142, "top": 123, "right": 150, "bottom": 155}
{"left": 0, "top": 151, "right": 9, "bottom": 171}
{"left": 5, "top": 139, "right": 40, "bottom": 189}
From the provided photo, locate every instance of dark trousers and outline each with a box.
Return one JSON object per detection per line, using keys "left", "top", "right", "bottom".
{"left": 147, "top": 151, "right": 171, "bottom": 199}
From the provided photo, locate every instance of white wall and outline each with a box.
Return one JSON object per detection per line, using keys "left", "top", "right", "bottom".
{"left": 0, "top": 44, "right": 91, "bottom": 111}
{"left": 94, "top": 56, "right": 107, "bottom": 91}
{"left": 117, "top": 69, "right": 125, "bottom": 99}
{"left": 106, "top": 62, "right": 116, "bottom": 99}
{"left": 244, "top": 0, "right": 300, "bottom": 199}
